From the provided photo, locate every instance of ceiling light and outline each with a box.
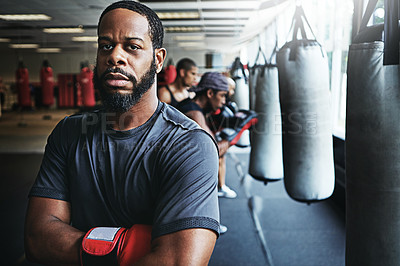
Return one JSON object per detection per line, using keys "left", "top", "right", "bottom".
{"left": 178, "top": 42, "right": 205, "bottom": 47}
{"left": 157, "top": 12, "right": 199, "bottom": 20}
{"left": 72, "top": 36, "right": 97, "bottom": 42}
{"left": 0, "top": 14, "right": 51, "bottom": 21}
{"left": 0, "top": 38, "right": 11, "bottom": 42}
{"left": 202, "top": 11, "right": 251, "bottom": 19}
{"left": 173, "top": 35, "right": 205, "bottom": 41}
{"left": 9, "top": 43, "right": 39, "bottom": 49}
{"left": 37, "top": 48, "right": 61, "bottom": 53}
{"left": 165, "top": 27, "right": 202, "bottom": 32}
{"left": 43, "top": 27, "right": 84, "bottom": 33}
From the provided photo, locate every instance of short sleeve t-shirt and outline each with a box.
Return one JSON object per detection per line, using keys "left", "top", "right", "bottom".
{"left": 29, "top": 102, "right": 220, "bottom": 239}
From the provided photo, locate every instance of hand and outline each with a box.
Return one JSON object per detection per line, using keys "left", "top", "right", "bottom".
{"left": 207, "top": 105, "right": 235, "bottom": 132}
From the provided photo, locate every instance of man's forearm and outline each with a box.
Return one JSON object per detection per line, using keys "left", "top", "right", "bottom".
{"left": 217, "top": 139, "right": 229, "bottom": 156}
{"left": 25, "top": 217, "right": 84, "bottom": 265}
{"left": 132, "top": 228, "right": 216, "bottom": 266}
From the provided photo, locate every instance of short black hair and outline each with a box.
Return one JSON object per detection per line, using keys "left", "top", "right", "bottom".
{"left": 176, "top": 58, "right": 197, "bottom": 74}
{"left": 98, "top": 0, "right": 164, "bottom": 49}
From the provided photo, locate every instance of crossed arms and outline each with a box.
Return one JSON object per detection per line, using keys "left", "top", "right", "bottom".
{"left": 25, "top": 197, "right": 217, "bottom": 265}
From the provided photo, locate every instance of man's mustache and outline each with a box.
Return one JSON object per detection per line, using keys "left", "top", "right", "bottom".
{"left": 100, "top": 67, "right": 136, "bottom": 83}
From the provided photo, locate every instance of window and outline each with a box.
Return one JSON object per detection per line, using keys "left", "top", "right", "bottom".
{"left": 243, "top": 1, "right": 354, "bottom": 140}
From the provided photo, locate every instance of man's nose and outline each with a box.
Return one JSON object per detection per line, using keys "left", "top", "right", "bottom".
{"left": 107, "top": 45, "right": 127, "bottom": 66}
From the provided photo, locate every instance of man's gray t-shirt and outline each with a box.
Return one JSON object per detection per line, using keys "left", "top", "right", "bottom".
{"left": 29, "top": 102, "right": 220, "bottom": 239}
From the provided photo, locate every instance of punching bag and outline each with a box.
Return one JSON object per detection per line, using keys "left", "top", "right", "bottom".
{"left": 249, "top": 64, "right": 284, "bottom": 182}
{"left": 346, "top": 0, "right": 400, "bottom": 265}
{"left": 248, "top": 48, "right": 267, "bottom": 111}
{"left": 277, "top": 6, "right": 334, "bottom": 202}
{"left": 248, "top": 66, "right": 259, "bottom": 112}
{"left": 58, "top": 74, "right": 75, "bottom": 108}
{"left": 40, "top": 60, "right": 54, "bottom": 107}
{"left": 164, "top": 59, "right": 177, "bottom": 85}
{"left": 79, "top": 66, "right": 95, "bottom": 107}
{"left": 231, "top": 57, "right": 251, "bottom": 147}
{"left": 16, "top": 62, "right": 31, "bottom": 108}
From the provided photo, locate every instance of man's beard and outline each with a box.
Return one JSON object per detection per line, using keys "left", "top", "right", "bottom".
{"left": 93, "top": 58, "right": 157, "bottom": 113}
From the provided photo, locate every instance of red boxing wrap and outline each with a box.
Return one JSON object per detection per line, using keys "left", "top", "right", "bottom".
{"left": 118, "top": 225, "right": 152, "bottom": 266}
{"left": 81, "top": 225, "right": 152, "bottom": 266}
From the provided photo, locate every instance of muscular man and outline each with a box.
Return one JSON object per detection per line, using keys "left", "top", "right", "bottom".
{"left": 24, "top": 1, "right": 219, "bottom": 265}
{"left": 157, "top": 58, "right": 198, "bottom": 107}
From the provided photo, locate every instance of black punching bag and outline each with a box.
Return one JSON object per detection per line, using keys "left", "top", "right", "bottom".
{"left": 277, "top": 6, "right": 334, "bottom": 202}
{"left": 346, "top": 0, "right": 400, "bottom": 265}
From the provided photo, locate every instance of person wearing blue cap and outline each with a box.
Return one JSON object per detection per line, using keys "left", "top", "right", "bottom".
{"left": 177, "top": 72, "right": 258, "bottom": 234}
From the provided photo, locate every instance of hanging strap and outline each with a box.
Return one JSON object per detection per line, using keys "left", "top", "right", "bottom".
{"left": 268, "top": 19, "right": 279, "bottom": 65}
{"left": 292, "top": 9, "right": 307, "bottom": 41}
{"left": 383, "top": 0, "right": 399, "bottom": 65}
{"left": 358, "top": 0, "right": 399, "bottom": 65}
{"left": 358, "top": 0, "right": 379, "bottom": 32}
{"left": 287, "top": 5, "right": 323, "bottom": 61}
{"left": 253, "top": 46, "right": 268, "bottom": 66}
{"left": 251, "top": 46, "right": 267, "bottom": 75}
{"left": 290, "top": 5, "right": 317, "bottom": 41}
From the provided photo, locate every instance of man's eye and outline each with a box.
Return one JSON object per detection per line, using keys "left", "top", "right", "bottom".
{"left": 129, "top": 45, "right": 139, "bottom": 50}
{"left": 100, "top": 44, "right": 113, "bottom": 50}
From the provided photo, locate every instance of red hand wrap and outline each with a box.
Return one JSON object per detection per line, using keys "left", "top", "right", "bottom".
{"left": 118, "top": 224, "right": 152, "bottom": 266}
{"left": 80, "top": 225, "right": 152, "bottom": 266}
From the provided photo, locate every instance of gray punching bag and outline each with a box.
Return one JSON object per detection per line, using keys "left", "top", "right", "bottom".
{"left": 276, "top": 6, "right": 334, "bottom": 202}
{"left": 248, "top": 65, "right": 260, "bottom": 111}
{"left": 346, "top": 0, "right": 400, "bottom": 265}
{"left": 231, "top": 57, "right": 251, "bottom": 147}
{"left": 248, "top": 47, "right": 266, "bottom": 111}
{"left": 249, "top": 63, "right": 284, "bottom": 182}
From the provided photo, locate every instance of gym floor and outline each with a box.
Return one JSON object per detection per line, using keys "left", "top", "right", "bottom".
{"left": 0, "top": 109, "right": 345, "bottom": 266}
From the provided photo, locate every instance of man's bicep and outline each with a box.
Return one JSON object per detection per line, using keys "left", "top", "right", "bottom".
{"left": 144, "top": 228, "right": 217, "bottom": 265}
{"left": 26, "top": 197, "right": 71, "bottom": 226}
{"left": 186, "top": 110, "right": 214, "bottom": 135}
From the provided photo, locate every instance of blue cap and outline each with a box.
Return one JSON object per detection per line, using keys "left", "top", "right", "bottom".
{"left": 189, "top": 72, "right": 229, "bottom": 93}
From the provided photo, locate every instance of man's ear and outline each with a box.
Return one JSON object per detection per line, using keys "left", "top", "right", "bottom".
{"left": 206, "top": 89, "right": 214, "bottom": 99}
{"left": 155, "top": 48, "right": 167, "bottom": 74}
{"left": 179, "top": 69, "right": 185, "bottom": 78}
